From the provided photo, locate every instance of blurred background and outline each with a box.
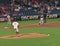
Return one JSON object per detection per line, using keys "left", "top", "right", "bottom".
{"left": 0, "top": 0, "right": 60, "bottom": 21}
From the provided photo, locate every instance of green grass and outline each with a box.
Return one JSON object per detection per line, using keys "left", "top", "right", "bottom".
{"left": 0, "top": 28, "right": 60, "bottom": 46}
{"left": 0, "top": 18, "right": 60, "bottom": 46}
{"left": 47, "top": 18, "right": 60, "bottom": 23}
{"left": 19, "top": 18, "right": 60, "bottom": 25}
{"left": 0, "top": 18, "right": 60, "bottom": 27}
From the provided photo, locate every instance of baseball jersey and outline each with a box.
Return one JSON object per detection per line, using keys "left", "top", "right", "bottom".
{"left": 12, "top": 22, "right": 19, "bottom": 29}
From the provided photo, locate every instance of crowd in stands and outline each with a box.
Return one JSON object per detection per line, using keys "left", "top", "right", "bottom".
{"left": 0, "top": 0, "right": 60, "bottom": 17}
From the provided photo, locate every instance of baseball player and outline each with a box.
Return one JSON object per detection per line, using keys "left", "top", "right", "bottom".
{"left": 7, "top": 14, "right": 11, "bottom": 24}
{"left": 12, "top": 20, "right": 19, "bottom": 36}
{"left": 39, "top": 15, "right": 44, "bottom": 25}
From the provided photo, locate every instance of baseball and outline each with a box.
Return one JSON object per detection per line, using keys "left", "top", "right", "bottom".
{"left": 48, "top": 34, "right": 50, "bottom": 36}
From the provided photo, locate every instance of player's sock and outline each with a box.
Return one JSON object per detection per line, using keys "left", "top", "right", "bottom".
{"left": 16, "top": 32, "right": 19, "bottom": 36}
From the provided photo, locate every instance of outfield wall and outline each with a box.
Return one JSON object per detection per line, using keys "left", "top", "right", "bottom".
{"left": 0, "top": 14, "right": 59, "bottom": 21}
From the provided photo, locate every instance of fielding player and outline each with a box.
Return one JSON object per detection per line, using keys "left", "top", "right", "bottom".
{"left": 39, "top": 15, "right": 44, "bottom": 25}
{"left": 12, "top": 20, "right": 19, "bottom": 36}
{"left": 7, "top": 14, "right": 11, "bottom": 24}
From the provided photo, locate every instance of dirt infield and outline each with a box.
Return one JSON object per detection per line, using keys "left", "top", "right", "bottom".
{"left": 0, "top": 23, "right": 60, "bottom": 39}
{"left": 20, "top": 23, "right": 60, "bottom": 28}
{"left": 2, "top": 23, "right": 60, "bottom": 30}
{"left": 0, "top": 33, "right": 49, "bottom": 39}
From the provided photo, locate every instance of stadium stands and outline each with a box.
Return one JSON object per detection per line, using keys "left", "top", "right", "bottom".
{"left": 0, "top": 0, "right": 60, "bottom": 21}
{"left": 0, "top": 0, "right": 60, "bottom": 16}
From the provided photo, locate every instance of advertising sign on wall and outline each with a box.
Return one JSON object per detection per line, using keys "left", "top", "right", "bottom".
{"left": 0, "top": 18, "right": 7, "bottom": 21}
{"left": 21, "top": 15, "right": 39, "bottom": 20}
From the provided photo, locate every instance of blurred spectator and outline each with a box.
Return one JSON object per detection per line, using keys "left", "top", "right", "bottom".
{"left": 3, "top": 13, "right": 7, "bottom": 16}
{"left": 15, "top": 7, "right": 20, "bottom": 11}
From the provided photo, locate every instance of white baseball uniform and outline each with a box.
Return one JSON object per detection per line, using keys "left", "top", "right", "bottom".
{"left": 7, "top": 15, "right": 11, "bottom": 24}
{"left": 12, "top": 21, "right": 19, "bottom": 32}
{"left": 39, "top": 15, "right": 44, "bottom": 24}
{"left": 39, "top": 17, "right": 44, "bottom": 24}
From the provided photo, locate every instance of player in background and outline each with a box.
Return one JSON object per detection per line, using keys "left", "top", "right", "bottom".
{"left": 7, "top": 14, "right": 11, "bottom": 24}
{"left": 12, "top": 20, "right": 19, "bottom": 36}
{"left": 39, "top": 15, "right": 44, "bottom": 25}
{"left": 38, "top": 7, "right": 44, "bottom": 25}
